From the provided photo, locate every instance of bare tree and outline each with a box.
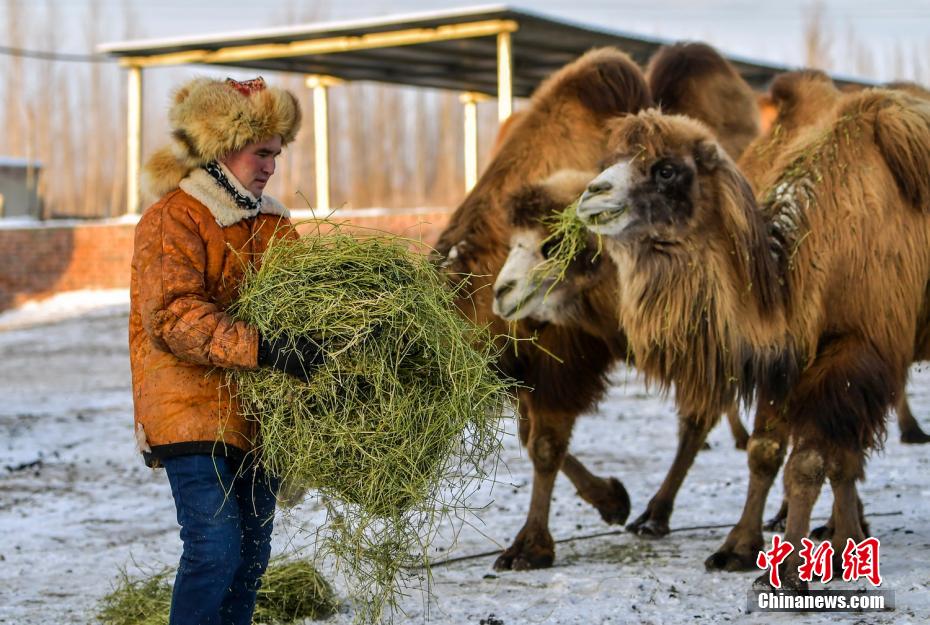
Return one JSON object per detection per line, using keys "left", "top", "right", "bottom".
{"left": 3, "top": 0, "right": 26, "bottom": 157}
{"left": 803, "top": 1, "right": 833, "bottom": 70}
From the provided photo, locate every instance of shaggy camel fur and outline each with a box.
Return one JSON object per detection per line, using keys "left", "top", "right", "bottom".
{"left": 434, "top": 48, "right": 651, "bottom": 570}
{"left": 493, "top": 42, "right": 760, "bottom": 537}
{"left": 576, "top": 91, "right": 930, "bottom": 590}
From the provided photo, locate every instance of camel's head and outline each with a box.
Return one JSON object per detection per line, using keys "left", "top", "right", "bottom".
{"left": 493, "top": 170, "right": 603, "bottom": 322}
{"left": 577, "top": 109, "right": 782, "bottom": 319}
{"left": 577, "top": 110, "right": 752, "bottom": 245}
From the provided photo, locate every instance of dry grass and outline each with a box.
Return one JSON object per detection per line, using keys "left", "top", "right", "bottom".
{"left": 97, "top": 557, "right": 338, "bottom": 625}
{"left": 228, "top": 225, "right": 510, "bottom": 622}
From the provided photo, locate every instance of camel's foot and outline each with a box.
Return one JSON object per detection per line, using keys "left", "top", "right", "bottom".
{"left": 493, "top": 529, "right": 555, "bottom": 571}
{"left": 590, "top": 477, "right": 632, "bottom": 525}
{"left": 763, "top": 514, "right": 787, "bottom": 532}
{"left": 900, "top": 427, "right": 930, "bottom": 444}
{"left": 705, "top": 533, "right": 763, "bottom": 572}
{"left": 752, "top": 567, "right": 809, "bottom": 593}
{"left": 809, "top": 523, "right": 832, "bottom": 541}
{"left": 626, "top": 509, "right": 671, "bottom": 537}
{"left": 810, "top": 516, "right": 868, "bottom": 543}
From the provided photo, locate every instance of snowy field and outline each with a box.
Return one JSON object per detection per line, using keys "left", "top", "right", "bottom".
{"left": 1, "top": 291, "right": 929, "bottom": 624}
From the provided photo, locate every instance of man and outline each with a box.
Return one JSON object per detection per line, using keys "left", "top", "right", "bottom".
{"left": 129, "top": 76, "right": 319, "bottom": 625}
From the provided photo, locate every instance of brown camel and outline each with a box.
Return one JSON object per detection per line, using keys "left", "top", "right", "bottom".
{"left": 747, "top": 71, "right": 930, "bottom": 538}
{"left": 494, "top": 170, "right": 752, "bottom": 537}
{"left": 742, "top": 70, "right": 930, "bottom": 446}
{"left": 575, "top": 91, "right": 930, "bottom": 590}
{"left": 492, "top": 42, "right": 761, "bottom": 538}
{"left": 434, "top": 47, "right": 651, "bottom": 570}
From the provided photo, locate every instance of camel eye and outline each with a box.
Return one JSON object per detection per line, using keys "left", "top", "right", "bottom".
{"left": 655, "top": 162, "right": 677, "bottom": 182}
{"left": 540, "top": 237, "right": 560, "bottom": 259}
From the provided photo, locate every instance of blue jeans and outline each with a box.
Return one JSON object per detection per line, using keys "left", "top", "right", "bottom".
{"left": 163, "top": 454, "right": 279, "bottom": 625}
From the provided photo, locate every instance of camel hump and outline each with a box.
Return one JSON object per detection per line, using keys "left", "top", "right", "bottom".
{"left": 883, "top": 81, "right": 930, "bottom": 100}
{"left": 859, "top": 90, "right": 930, "bottom": 210}
{"left": 647, "top": 42, "right": 739, "bottom": 107}
{"left": 646, "top": 42, "right": 759, "bottom": 160}
{"left": 535, "top": 47, "right": 651, "bottom": 117}
{"left": 769, "top": 70, "right": 833, "bottom": 108}
{"left": 765, "top": 70, "right": 840, "bottom": 129}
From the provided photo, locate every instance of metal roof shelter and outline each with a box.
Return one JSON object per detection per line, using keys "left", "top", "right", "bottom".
{"left": 99, "top": 5, "right": 863, "bottom": 214}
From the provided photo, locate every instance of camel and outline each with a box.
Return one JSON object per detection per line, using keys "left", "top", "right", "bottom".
{"left": 742, "top": 70, "right": 930, "bottom": 447}
{"left": 491, "top": 42, "right": 761, "bottom": 538}
{"left": 575, "top": 90, "right": 930, "bottom": 590}
{"left": 493, "top": 170, "right": 751, "bottom": 537}
{"left": 434, "top": 47, "right": 652, "bottom": 570}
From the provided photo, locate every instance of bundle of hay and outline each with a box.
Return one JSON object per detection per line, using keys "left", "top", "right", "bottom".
{"left": 97, "top": 558, "right": 338, "bottom": 625}
{"left": 229, "top": 227, "right": 509, "bottom": 622}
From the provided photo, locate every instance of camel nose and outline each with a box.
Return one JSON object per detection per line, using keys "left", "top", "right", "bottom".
{"left": 586, "top": 180, "right": 613, "bottom": 195}
{"left": 494, "top": 280, "right": 515, "bottom": 300}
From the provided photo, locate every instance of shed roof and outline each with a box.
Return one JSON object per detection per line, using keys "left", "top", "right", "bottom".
{"left": 0, "top": 157, "right": 42, "bottom": 169}
{"left": 99, "top": 5, "right": 870, "bottom": 95}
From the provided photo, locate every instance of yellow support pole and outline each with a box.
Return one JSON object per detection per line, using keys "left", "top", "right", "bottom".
{"left": 306, "top": 75, "right": 342, "bottom": 211}
{"left": 126, "top": 65, "right": 143, "bottom": 214}
{"left": 460, "top": 92, "right": 489, "bottom": 192}
{"left": 496, "top": 31, "right": 513, "bottom": 122}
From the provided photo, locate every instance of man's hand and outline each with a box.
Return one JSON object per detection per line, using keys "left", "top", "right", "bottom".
{"left": 258, "top": 333, "right": 324, "bottom": 382}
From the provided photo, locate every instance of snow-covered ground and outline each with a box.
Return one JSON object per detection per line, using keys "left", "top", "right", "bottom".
{"left": 1, "top": 292, "right": 929, "bottom": 624}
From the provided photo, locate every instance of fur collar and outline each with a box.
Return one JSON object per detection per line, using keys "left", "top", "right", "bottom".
{"left": 179, "top": 163, "right": 289, "bottom": 226}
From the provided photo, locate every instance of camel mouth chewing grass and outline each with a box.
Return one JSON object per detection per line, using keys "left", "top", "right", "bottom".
{"left": 493, "top": 230, "right": 568, "bottom": 322}
{"left": 576, "top": 165, "right": 636, "bottom": 235}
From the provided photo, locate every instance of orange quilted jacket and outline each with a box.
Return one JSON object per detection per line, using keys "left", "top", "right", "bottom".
{"left": 128, "top": 168, "right": 294, "bottom": 466}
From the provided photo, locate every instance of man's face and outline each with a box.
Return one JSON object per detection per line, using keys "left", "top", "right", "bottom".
{"left": 220, "top": 135, "right": 283, "bottom": 197}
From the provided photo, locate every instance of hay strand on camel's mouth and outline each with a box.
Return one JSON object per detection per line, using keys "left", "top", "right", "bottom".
{"left": 96, "top": 558, "right": 338, "bottom": 625}
{"left": 228, "top": 226, "right": 510, "bottom": 622}
{"left": 537, "top": 197, "right": 600, "bottom": 286}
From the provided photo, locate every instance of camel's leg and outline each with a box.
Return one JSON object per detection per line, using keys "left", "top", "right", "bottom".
{"left": 494, "top": 389, "right": 575, "bottom": 571}
{"left": 753, "top": 335, "right": 894, "bottom": 591}
{"left": 726, "top": 404, "right": 750, "bottom": 450}
{"left": 810, "top": 451, "right": 870, "bottom": 550}
{"left": 752, "top": 439, "right": 825, "bottom": 592}
{"left": 627, "top": 411, "right": 715, "bottom": 537}
{"left": 897, "top": 395, "right": 930, "bottom": 444}
{"left": 763, "top": 495, "right": 788, "bottom": 532}
{"left": 706, "top": 400, "right": 788, "bottom": 571}
{"left": 809, "top": 487, "right": 870, "bottom": 542}
{"left": 517, "top": 398, "right": 630, "bottom": 525}
{"left": 561, "top": 454, "right": 631, "bottom": 525}
{"left": 771, "top": 475, "right": 871, "bottom": 539}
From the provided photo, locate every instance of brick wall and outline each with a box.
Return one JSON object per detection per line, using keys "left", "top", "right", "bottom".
{"left": 0, "top": 210, "right": 452, "bottom": 313}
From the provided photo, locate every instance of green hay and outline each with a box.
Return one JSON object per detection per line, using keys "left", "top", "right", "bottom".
{"left": 536, "top": 197, "right": 600, "bottom": 286}
{"left": 97, "top": 558, "right": 338, "bottom": 625}
{"left": 97, "top": 568, "right": 172, "bottom": 625}
{"left": 254, "top": 560, "right": 340, "bottom": 623}
{"left": 228, "top": 225, "right": 510, "bottom": 623}
{"left": 507, "top": 198, "right": 599, "bottom": 329}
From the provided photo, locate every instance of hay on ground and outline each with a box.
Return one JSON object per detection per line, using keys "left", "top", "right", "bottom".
{"left": 97, "top": 557, "right": 338, "bottom": 625}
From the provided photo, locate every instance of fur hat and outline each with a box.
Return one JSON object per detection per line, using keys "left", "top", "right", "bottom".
{"left": 142, "top": 77, "right": 301, "bottom": 199}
